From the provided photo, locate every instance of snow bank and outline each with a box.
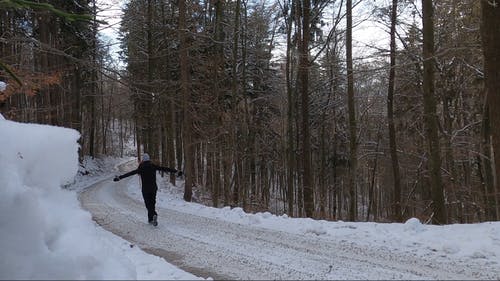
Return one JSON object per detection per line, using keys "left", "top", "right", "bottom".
{"left": 138, "top": 180, "right": 500, "bottom": 269}
{"left": 0, "top": 118, "right": 137, "bottom": 279}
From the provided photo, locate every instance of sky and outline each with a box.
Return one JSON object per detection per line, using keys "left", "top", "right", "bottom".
{"left": 1, "top": 114, "right": 499, "bottom": 279}
{"left": 96, "top": 0, "right": 394, "bottom": 67}
{"left": 97, "top": 0, "right": 125, "bottom": 66}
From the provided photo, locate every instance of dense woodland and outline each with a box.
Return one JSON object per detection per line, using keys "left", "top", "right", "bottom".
{"left": 1, "top": 0, "right": 499, "bottom": 224}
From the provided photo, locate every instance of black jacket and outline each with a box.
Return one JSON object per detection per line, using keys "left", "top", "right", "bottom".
{"left": 118, "top": 161, "right": 177, "bottom": 192}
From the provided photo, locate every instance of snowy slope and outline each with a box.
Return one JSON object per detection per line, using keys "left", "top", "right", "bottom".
{"left": 0, "top": 116, "right": 200, "bottom": 280}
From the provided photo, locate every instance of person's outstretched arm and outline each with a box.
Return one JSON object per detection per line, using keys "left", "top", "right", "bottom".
{"left": 113, "top": 169, "right": 138, "bottom": 181}
{"left": 154, "top": 164, "right": 183, "bottom": 176}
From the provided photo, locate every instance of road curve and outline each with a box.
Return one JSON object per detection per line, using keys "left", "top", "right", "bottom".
{"left": 79, "top": 168, "right": 497, "bottom": 280}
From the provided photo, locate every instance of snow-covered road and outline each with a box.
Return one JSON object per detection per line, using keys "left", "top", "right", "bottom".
{"left": 79, "top": 167, "right": 498, "bottom": 280}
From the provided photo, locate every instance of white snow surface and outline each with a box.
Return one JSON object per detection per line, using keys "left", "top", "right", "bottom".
{"left": 1, "top": 114, "right": 500, "bottom": 279}
{"left": 124, "top": 177, "right": 500, "bottom": 279}
{"left": 0, "top": 81, "right": 6, "bottom": 92}
{"left": 145, "top": 184, "right": 500, "bottom": 266}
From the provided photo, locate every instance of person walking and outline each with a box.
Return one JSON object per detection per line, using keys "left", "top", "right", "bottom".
{"left": 113, "top": 153, "right": 182, "bottom": 226}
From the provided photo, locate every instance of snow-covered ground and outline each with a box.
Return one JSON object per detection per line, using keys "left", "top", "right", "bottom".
{"left": 2, "top": 115, "right": 500, "bottom": 280}
{"left": 150, "top": 181, "right": 500, "bottom": 268}
{"left": 80, "top": 168, "right": 500, "bottom": 279}
{"left": 0, "top": 116, "right": 200, "bottom": 280}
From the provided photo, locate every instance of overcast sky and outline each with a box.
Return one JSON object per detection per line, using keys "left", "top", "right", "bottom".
{"left": 96, "top": 0, "right": 410, "bottom": 67}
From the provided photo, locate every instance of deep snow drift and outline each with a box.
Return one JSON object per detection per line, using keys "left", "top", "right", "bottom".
{"left": 0, "top": 116, "right": 199, "bottom": 279}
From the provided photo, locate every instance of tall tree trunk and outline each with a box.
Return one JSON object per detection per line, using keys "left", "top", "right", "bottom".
{"left": 300, "top": 0, "right": 314, "bottom": 218}
{"left": 480, "top": 0, "right": 500, "bottom": 221}
{"left": 387, "top": 0, "right": 402, "bottom": 222}
{"left": 319, "top": 115, "right": 327, "bottom": 218}
{"left": 422, "top": 0, "right": 446, "bottom": 224}
{"left": 346, "top": 0, "right": 357, "bottom": 221}
{"left": 320, "top": 41, "right": 337, "bottom": 219}
{"left": 367, "top": 127, "right": 381, "bottom": 221}
{"left": 284, "top": 0, "right": 295, "bottom": 217}
{"left": 88, "top": 0, "right": 99, "bottom": 158}
{"left": 144, "top": 0, "right": 160, "bottom": 159}
{"left": 212, "top": 147, "right": 220, "bottom": 207}
{"left": 231, "top": 0, "right": 241, "bottom": 206}
{"left": 165, "top": 97, "right": 176, "bottom": 185}
{"left": 241, "top": 1, "right": 251, "bottom": 211}
{"left": 481, "top": 103, "right": 497, "bottom": 220}
{"left": 179, "top": 0, "right": 193, "bottom": 201}
{"left": 136, "top": 117, "right": 142, "bottom": 160}
{"left": 213, "top": 0, "right": 226, "bottom": 206}
{"left": 159, "top": 0, "right": 177, "bottom": 185}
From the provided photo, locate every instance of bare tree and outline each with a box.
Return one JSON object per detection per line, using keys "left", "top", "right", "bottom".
{"left": 179, "top": 0, "right": 193, "bottom": 201}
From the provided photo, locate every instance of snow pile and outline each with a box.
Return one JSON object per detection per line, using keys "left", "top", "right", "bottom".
{"left": 0, "top": 81, "right": 6, "bottom": 92}
{"left": 403, "top": 217, "right": 426, "bottom": 234}
{"left": 0, "top": 116, "right": 199, "bottom": 279}
{"left": 0, "top": 117, "right": 134, "bottom": 279}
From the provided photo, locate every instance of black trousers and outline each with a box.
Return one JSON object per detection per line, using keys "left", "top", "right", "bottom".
{"left": 142, "top": 189, "right": 157, "bottom": 222}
